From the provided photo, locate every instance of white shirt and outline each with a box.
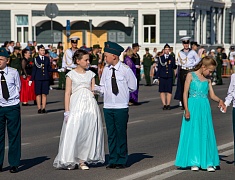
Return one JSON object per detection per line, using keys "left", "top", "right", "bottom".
{"left": 229, "top": 51, "right": 235, "bottom": 60}
{"left": 8, "top": 46, "right": 14, "bottom": 53}
{"left": 99, "top": 61, "right": 137, "bottom": 109}
{"left": 62, "top": 48, "right": 77, "bottom": 69}
{"left": 0, "top": 66, "right": 20, "bottom": 107}
{"left": 177, "top": 49, "right": 200, "bottom": 68}
{"left": 225, "top": 73, "right": 235, "bottom": 107}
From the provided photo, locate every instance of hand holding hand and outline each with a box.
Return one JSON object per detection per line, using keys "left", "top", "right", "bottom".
{"left": 184, "top": 110, "right": 190, "bottom": 120}
{"left": 28, "top": 81, "right": 32, "bottom": 86}
{"left": 64, "top": 111, "right": 70, "bottom": 123}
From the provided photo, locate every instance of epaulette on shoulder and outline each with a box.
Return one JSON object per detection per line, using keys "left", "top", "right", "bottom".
{"left": 10, "top": 54, "right": 13, "bottom": 56}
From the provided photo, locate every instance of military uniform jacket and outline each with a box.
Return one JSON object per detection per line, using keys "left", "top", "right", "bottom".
{"left": 31, "top": 56, "right": 55, "bottom": 81}
{"left": 62, "top": 48, "right": 77, "bottom": 69}
{"left": 177, "top": 49, "right": 200, "bottom": 68}
{"left": 90, "top": 53, "right": 99, "bottom": 67}
{"left": 9, "top": 53, "right": 22, "bottom": 73}
{"left": 57, "top": 52, "right": 64, "bottom": 68}
{"left": 143, "top": 53, "right": 154, "bottom": 66}
{"left": 216, "top": 53, "right": 223, "bottom": 65}
{"left": 156, "top": 54, "right": 177, "bottom": 78}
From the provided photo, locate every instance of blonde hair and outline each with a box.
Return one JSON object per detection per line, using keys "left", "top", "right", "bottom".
{"left": 194, "top": 56, "right": 217, "bottom": 71}
{"left": 126, "top": 48, "right": 133, "bottom": 57}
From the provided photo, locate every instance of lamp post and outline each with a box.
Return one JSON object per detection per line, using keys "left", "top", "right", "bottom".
{"left": 89, "top": 19, "right": 92, "bottom": 47}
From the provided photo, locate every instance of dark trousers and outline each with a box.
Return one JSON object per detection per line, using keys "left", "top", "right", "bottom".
{"left": 233, "top": 108, "right": 235, "bottom": 165}
{"left": 0, "top": 104, "right": 21, "bottom": 166}
{"left": 216, "top": 64, "right": 223, "bottom": 85}
{"left": 103, "top": 108, "right": 129, "bottom": 165}
{"left": 179, "top": 69, "right": 191, "bottom": 108}
{"left": 144, "top": 66, "right": 151, "bottom": 85}
{"left": 58, "top": 72, "right": 66, "bottom": 89}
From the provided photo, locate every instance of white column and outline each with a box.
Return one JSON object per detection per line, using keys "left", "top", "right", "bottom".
{"left": 195, "top": 9, "right": 201, "bottom": 43}
{"left": 222, "top": 7, "right": 226, "bottom": 44}
{"left": 202, "top": 10, "right": 207, "bottom": 44}
{"left": 217, "top": 9, "right": 222, "bottom": 44}
{"left": 28, "top": 10, "right": 32, "bottom": 41}
{"left": 232, "top": 13, "right": 235, "bottom": 44}
{"left": 211, "top": 8, "right": 216, "bottom": 45}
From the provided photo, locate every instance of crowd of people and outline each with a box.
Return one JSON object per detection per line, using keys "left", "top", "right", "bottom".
{"left": 1, "top": 36, "right": 235, "bottom": 174}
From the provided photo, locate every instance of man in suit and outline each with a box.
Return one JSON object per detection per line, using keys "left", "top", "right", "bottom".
{"left": 216, "top": 46, "right": 223, "bottom": 85}
{"left": 156, "top": 44, "right": 177, "bottom": 110}
{"left": 29, "top": 45, "right": 57, "bottom": 114}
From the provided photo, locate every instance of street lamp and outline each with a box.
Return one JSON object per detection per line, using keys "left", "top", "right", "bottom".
{"left": 89, "top": 19, "right": 92, "bottom": 47}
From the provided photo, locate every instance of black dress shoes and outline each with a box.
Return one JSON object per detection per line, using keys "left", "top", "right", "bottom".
{"left": 106, "top": 164, "right": 116, "bottom": 169}
{"left": 163, "top": 105, "right": 167, "bottom": 110}
{"left": 116, "top": 164, "right": 126, "bottom": 169}
{"left": 166, "top": 105, "right": 171, "bottom": 110}
{"left": 10, "top": 166, "right": 18, "bottom": 173}
{"left": 38, "top": 109, "right": 42, "bottom": 114}
{"left": 42, "top": 109, "right": 47, "bottom": 113}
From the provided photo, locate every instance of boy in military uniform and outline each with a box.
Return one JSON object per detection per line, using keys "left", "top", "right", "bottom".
{"left": 143, "top": 48, "right": 154, "bottom": 86}
{"left": 9, "top": 46, "right": 22, "bottom": 75}
{"left": 57, "top": 46, "right": 65, "bottom": 90}
{"left": 96, "top": 41, "right": 137, "bottom": 169}
{"left": 0, "top": 48, "right": 21, "bottom": 173}
{"left": 216, "top": 46, "right": 223, "bottom": 85}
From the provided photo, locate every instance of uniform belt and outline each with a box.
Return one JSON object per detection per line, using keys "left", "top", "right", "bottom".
{"left": 181, "top": 66, "right": 194, "bottom": 70}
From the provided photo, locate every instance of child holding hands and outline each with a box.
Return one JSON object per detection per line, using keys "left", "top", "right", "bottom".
{"left": 175, "top": 56, "right": 226, "bottom": 172}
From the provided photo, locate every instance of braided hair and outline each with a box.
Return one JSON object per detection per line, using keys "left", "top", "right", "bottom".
{"left": 72, "top": 49, "right": 89, "bottom": 64}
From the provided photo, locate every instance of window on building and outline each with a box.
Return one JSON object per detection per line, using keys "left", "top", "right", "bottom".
{"left": 143, "top": 15, "right": 156, "bottom": 43}
{"left": 16, "top": 15, "right": 28, "bottom": 43}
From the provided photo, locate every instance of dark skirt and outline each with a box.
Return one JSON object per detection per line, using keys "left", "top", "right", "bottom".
{"left": 159, "top": 77, "right": 173, "bottom": 93}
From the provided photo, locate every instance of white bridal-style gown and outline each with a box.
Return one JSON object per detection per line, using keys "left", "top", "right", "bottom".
{"left": 53, "top": 70, "right": 105, "bottom": 169}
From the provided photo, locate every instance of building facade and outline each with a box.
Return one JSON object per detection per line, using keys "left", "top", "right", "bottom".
{"left": 0, "top": 0, "right": 235, "bottom": 54}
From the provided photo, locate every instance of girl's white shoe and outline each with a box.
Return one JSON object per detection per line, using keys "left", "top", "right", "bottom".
{"left": 207, "top": 166, "right": 215, "bottom": 172}
{"left": 191, "top": 166, "right": 199, "bottom": 171}
{"left": 79, "top": 164, "right": 89, "bottom": 170}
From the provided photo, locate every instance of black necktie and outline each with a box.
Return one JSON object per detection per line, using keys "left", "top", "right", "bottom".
{"left": 0, "top": 71, "right": 9, "bottom": 100}
{"left": 41, "top": 56, "right": 44, "bottom": 61}
{"left": 111, "top": 68, "right": 119, "bottom": 95}
{"left": 166, "top": 55, "right": 169, "bottom": 59}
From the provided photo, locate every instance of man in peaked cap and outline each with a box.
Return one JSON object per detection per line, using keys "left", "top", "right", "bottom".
{"left": 0, "top": 47, "right": 21, "bottom": 173}
{"left": 96, "top": 41, "right": 137, "bottom": 169}
{"left": 61, "top": 36, "right": 80, "bottom": 73}
{"left": 175, "top": 37, "right": 200, "bottom": 110}
{"left": 142, "top": 47, "right": 154, "bottom": 86}
{"left": 9, "top": 46, "right": 22, "bottom": 75}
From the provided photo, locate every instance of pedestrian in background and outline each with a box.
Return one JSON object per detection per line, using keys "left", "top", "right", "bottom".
{"left": 143, "top": 48, "right": 154, "bottom": 86}
{"left": 53, "top": 49, "right": 104, "bottom": 170}
{"left": 0, "top": 47, "right": 21, "bottom": 173}
{"left": 20, "top": 48, "right": 36, "bottom": 106}
{"left": 156, "top": 44, "right": 177, "bottom": 110}
{"left": 175, "top": 57, "right": 225, "bottom": 172}
{"left": 123, "top": 47, "right": 138, "bottom": 105}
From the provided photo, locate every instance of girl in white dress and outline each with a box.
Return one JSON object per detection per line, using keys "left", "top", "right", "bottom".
{"left": 53, "top": 49, "right": 105, "bottom": 170}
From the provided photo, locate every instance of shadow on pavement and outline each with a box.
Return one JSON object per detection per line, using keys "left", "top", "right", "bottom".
{"left": 220, "top": 155, "right": 235, "bottom": 165}
{"left": 46, "top": 101, "right": 61, "bottom": 105}
{"left": 47, "top": 109, "right": 64, "bottom": 113}
{"left": 1, "top": 156, "right": 50, "bottom": 172}
{"left": 126, "top": 153, "right": 153, "bottom": 167}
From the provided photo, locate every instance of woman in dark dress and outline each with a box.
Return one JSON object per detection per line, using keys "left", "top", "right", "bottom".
{"left": 20, "top": 49, "right": 36, "bottom": 105}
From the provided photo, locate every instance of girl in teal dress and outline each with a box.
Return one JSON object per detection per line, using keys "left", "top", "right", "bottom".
{"left": 175, "top": 57, "right": 226, "bottom": 172}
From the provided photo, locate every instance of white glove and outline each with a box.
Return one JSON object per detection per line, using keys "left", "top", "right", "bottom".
{"left": 64, "top": 111, "right": 70, "bottom": 123}
{"left": 58, "top": 68, "right": 65, "bottom": 72}
{"left": 28, "top": 81, "right": 32, "bottom": 86}
{"left": 220, "top": 107, "right": 225, "bottom": 113}
{"left": 153, "top": 79, "right": 159, "bottom": 84}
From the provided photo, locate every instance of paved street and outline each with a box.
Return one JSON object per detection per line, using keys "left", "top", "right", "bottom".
{"left": 0, "top": 78, "right": 235, "bottom": 180}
